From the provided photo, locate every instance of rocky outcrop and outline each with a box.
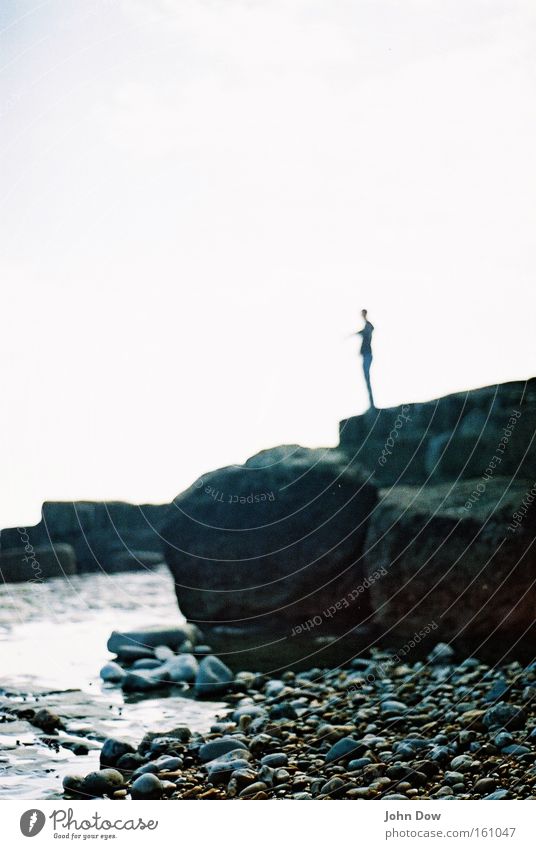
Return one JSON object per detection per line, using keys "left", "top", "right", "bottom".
{"left": 363, "top": 477, "right": 536, "bottom": 643}
{"left": 0, "top": 501, "right": 168, "bottom": 578}
{"left": 0, "top": 543, "right": 76, "bottom": 582}
{"left": 339, "top": 379, "right": 536, "bottom": 486}
{"left": 163, "top": 446, "right": 377, "bottom": 633}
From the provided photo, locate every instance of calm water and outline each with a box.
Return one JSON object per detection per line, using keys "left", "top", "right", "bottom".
{"left": 0, "top": 567, "right": 225, "bottom": 799}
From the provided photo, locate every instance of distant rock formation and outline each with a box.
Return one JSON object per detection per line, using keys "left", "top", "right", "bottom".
{"left": 0, "top": 543, "right": 76, "bottom": 582}
{"left": 0, "top": 502, "right": 168, "bottom": 578}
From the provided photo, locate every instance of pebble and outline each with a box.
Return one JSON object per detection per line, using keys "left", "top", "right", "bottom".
{"left": 239, "top": 781, "right": 268, "bottom": 798}
{"left": 164, "top": 654, "right": 199, "bottom": 684}
{"left": 78, "top": 644, "right": 536, "bottom": 801}
{"left": 474, "top": 778, "right": 497, "bottom": 794}
{"left": 325, "top": 737, "right": 364, "bottom": 763}
{"left": 155, "top": 645, "right": 175, "bottom": 661}
{"left": 348, "top": 757, "right": 372, "bottom": 771}
{"left": 82, "top": 769, "right": 125, "bottom": 797}
{"left": 131, "top": 774, "right": 164, "bottom": 800}
{"left": 121, "top": 670, "right": 166, "bottom": 692}
{"left": 100, "top": 738, "right": 136, "bottom": 768}
{"left": 198, "top": 737, "right": 248, "bottom": 763}
{"left": 450, "top": 755, "right": 474, "bottom": 772}
{"left": 483, "top": 702, "right": 526, "bottom": 730}
{"left": 100, "top": 661, "right": 126, "bottom": 682}
{"left": 195, "top": 655, "right": 234, "bottom": 697}
{"left": 494, "top": 731, "right": 514, "bottom": 749}
{"left": 260, "top": 752, "right": 288, "bottom": 767}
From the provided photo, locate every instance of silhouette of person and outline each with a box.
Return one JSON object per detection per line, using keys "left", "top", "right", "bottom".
{"left": 357, "top": 309, "right": 375, "bottom": 408}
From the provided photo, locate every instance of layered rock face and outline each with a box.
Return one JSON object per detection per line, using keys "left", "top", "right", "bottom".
{"left": 0, "top": 502, "right": 168, "bottom": 577}
{"left": 363, "top": 478, "right": 536, "bottom": 643}
{"left": 339, "top": 379, "right": 536, "bottom": 486}
{"left": 163, "top": 446, "right": 377, "bottom": 632}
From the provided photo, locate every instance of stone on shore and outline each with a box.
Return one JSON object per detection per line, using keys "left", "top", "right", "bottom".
{"left": 100, "top": 662, "right": 126, "bottom": 683}
{"left": 195, "top": 655, "right": 234, "bottom": 697}
{"left": 107, "top": 625, "right": 198, "bottom": 655}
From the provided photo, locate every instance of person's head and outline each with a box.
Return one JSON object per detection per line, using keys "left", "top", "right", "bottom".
{"left": 361, "top": 309, "right": 368, "bottom": 320}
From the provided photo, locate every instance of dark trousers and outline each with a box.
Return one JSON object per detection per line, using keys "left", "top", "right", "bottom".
{"left": 362, "top": 353, "right": 374, "bottom": 408}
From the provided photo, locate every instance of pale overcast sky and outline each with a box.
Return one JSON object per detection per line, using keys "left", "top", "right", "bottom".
{"left": 1, "top": 0, "right": 535, "bottom": 525}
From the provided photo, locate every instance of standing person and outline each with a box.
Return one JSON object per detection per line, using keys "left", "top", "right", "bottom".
{"left": 356, "top": 309, "right": 375, "bottom": 408}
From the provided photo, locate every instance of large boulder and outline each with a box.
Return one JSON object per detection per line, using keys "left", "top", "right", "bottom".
{"left": 163, "top": 446, "right": 377, "bottom": 632}
{"left": 363, "top": 477, "right": 536, "bottom": 644}
{"left": 0, "top": 543, "right": 76, "bottom": 582}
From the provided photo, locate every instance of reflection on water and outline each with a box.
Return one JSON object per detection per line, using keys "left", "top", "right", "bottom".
{"left": 0, "top": 568, "right": 225, "bottom": 799}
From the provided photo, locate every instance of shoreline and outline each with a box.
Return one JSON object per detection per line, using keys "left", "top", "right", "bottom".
{"left": 58, "top": 643, "right": 536, "bottom": 801}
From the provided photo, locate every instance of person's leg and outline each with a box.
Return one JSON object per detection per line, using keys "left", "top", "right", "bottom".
{"left": 362, "top": 354, "right": 375, "bottom": 407}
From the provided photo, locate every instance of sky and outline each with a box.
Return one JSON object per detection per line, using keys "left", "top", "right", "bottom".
{"left": 1, "top": 0, "right": 535, "bottom": 526}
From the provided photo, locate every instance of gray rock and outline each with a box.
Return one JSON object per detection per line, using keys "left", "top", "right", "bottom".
{"left": 131, "top": 773, "right": 164, "bottom": 800}
{"left": 427, "top": 643, "right": 455, "bottom": 664}
{"left": 62, "top": 775, "right": 86, "bottom": 796}
{"left": 114, "top": 645, "right": 155, "bottom": 661}
{"left": 232, "top": 704, "right": 267, "bottom": 723}
{"left": 207, "top": 758, "right": 251, "bottom": 784}
{"left": 155, "top": 645, "right": 175, "bottom": 661}
{"left": 494, "top": 731, "right": 514, "bottom": 749}
{"left": 198, "top": 737, "right": 248, "bottom": 763}
{"left": 474, "top": 778, "right": 497, "bottom": 794}
{"left": 99, "top": 662, "right": 126, "bottom": 683}
{"left": 131, "top": 658, "right": 162, "bottom": 670}
{"left": 502, "top": 744, "right": 531, "bottom": 756}
{"left": 444, "top": 771, "right": 465, "bottom": 786}
{"left": 381, "top": 700, "right": 408, "bottom": 715}
{"left": 195, "top": 655, "right": 234, "bottom": 697}
{"left": 239, "top": 781, "right": 268, "bottom": 798}
{"left": 121, "top": 670, "right": 168, "bottom": 692}
{"left": 265, "top": 680, "right": 286, "bottom": 697}
{"left": 163, "top": 654, "right": 199, "bottom": 683}
{"left": 107, "top": 625, "right": 196, "bottom": 654}
{"left": 319, "top": 777, "right": 346, "bottom": 798}
{"left": 82, "top": 769, "right": 125, "bottom": 797}
{"left": 483, "top": 702, "right": 526, "bottom": 730}
{"left": 348, "top": 757, "right": 372, "bottom": 771}
{"left": 483, "top": 789, "right": 511, "bottom": 800}
{"left": 100, "top": 738, "right": 136, "bottom": 768}
{"left": 260, "top": 752, "right": 288, "bottom": 768}
{"left": 325, "top": 737, "right": 364, "bottom": 763}
{"left": 450, "top": 755, "right": 474, "bottom": 772}
{"left": 154, "top": 756, "right": 183, "bottom": 772}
